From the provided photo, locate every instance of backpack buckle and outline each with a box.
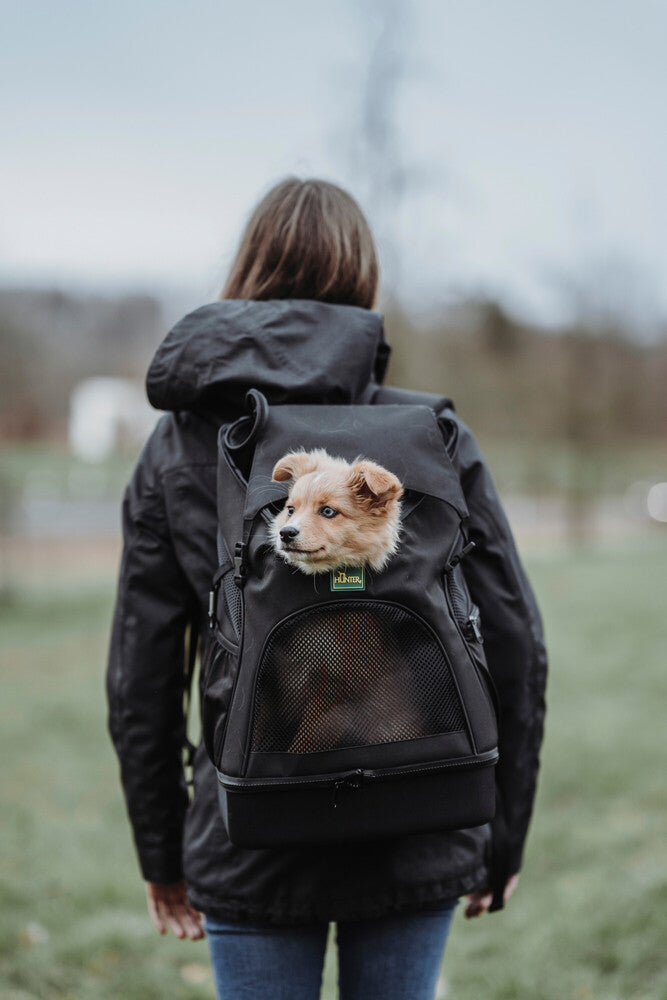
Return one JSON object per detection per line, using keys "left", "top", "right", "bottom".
{"left": 233, "top": 541, "right": 248, "bottom": 588}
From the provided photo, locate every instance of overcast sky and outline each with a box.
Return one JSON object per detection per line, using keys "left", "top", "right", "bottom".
{"left": 2, "top": 0, "right": 666, "bottom": 332}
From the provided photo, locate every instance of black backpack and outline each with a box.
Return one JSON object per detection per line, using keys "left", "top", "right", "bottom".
{"left": 202, "top": 387, "right": 499, "bottom": 848}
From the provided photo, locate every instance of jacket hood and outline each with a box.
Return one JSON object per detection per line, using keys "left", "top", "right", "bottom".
{"left": 146, "top": 299, "right": 391, "bottom": 414}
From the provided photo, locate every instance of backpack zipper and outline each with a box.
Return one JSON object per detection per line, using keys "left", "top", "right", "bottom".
{"left": 463, "top": 606, "right": 484, "bottom": 643}
{"left": 219, "top": 750, "right": 499, "bottom": 794}
{"left": 333, "top": 769, "right": 365, "bottom": 808}
{"left": 445, "top": 569, "right": 484, "bottom": 644}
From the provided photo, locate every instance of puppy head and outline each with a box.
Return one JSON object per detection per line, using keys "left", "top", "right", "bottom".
{"left": 270, "top": 449, "right": 403, "bottom": 574}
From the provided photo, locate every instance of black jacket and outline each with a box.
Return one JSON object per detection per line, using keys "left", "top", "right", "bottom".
{"left": 106, "top": 299, "right": 547, "bottom": 923}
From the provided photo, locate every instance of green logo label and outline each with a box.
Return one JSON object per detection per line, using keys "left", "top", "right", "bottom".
{"left": 330, "top": 567, "right": 366, "bottom": 591}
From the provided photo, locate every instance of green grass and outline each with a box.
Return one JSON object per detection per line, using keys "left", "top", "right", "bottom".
{"left": 444, "top": 540, "right": 667, "bottom": 1000}
{"left": 1, "top": 540, "right": 666, "bottom": 999}
{"left": 0, "top": 443, "right": 134, "bottom": 497}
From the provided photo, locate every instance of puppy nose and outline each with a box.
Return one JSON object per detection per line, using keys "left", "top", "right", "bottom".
{"left": 280, "top": 525, "right": 299, "bottom": 540}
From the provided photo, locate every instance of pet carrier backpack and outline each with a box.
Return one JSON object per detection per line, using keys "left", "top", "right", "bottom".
{"left": 201, "top": 387, "right": 499, "bottom": 847}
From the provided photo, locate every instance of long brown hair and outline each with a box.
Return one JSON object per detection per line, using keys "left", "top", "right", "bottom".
{"left": 220, "top": 178, "right": 378, "bottom": 309}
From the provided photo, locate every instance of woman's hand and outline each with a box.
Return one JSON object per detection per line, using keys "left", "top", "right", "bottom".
{"left": 146, "top": 880, "right": 206, "bottom": 940}
{"left": 464, "top": 873, "right": 519, "bottom": 918}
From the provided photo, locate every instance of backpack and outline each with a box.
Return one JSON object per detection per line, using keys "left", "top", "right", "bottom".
{"left": 201, "top": 386, "right": 499, "bottom": 848}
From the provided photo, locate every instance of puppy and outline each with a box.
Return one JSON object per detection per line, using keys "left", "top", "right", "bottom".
{"left": 269, "top": 449, "right": 403, "bottom": 575}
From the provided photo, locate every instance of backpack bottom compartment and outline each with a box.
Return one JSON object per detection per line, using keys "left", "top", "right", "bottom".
{"left": 217, "top": 762, "right": 496, "bottom": 848}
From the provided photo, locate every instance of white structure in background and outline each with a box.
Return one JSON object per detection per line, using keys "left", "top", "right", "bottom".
{"left": 647, "top": 483, "right": 667, "bottom": 523}
{"left": 69, "top": 377, "right": 158, "bottom": 461}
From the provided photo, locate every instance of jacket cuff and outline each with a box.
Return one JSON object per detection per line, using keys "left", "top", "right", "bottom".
{"left": 487, "top": 804, "right": 524, "bottom": 913}
{"left": 138, "top": 845, "right": 184, "bottom": 885}
{"left": 488, "top": 840, "right": 523, "bottom": 912}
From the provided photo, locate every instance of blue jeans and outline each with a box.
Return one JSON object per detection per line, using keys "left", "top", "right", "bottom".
{"left": 205, "top": 901, "right": 458, "bottom": 1000}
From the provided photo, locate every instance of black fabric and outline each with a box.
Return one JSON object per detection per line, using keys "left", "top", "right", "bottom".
{"left": 106, "top": 298, "right": 547, "bottom": 922}
{"left": 241, "top": 401, "right": 469, "bottom": 521}
{"left": 145, "top": 299, "right": 386, "bottom": 412}
{"left": 217, "top": 761, "right": 497, "bottom": 849}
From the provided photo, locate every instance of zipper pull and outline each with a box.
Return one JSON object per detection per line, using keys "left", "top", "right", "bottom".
{"left": 332, "top": 770, "right": 364, "bottom": 809}
{"left": 464, "top": 608, "right": 484, "bottom": 643}
{"left": 444, "top": 540, "right": 476, "bottom": 574}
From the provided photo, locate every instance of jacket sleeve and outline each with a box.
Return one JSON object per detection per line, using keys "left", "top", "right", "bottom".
{"left": 106, "top": 422, "right": 196, "bottom": 884}
{"left": 440, "top": 408, "right": 548, "bottom": 910}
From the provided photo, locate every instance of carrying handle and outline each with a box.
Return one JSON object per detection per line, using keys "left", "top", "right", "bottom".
{"left": 222, "top": 389, "right": 269, "bottom": 482}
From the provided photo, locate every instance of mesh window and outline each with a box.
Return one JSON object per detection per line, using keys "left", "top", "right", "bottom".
{"left": 251, "top": 602, "right": 465, "bottom": 753}
{"left": 222, "top": 570, "right": 243, "bottom": 639}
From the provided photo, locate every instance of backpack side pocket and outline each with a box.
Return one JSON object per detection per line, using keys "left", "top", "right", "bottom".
{"left": 202, "top": 633, "right": 240, "bottom": 767}
{"left": 202, "top": 567, "right": 243, "bottom": 768}
{"left": 445, "top": 564, "right": 501, "bottom": 729}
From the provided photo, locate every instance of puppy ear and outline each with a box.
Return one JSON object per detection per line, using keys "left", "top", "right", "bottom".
{"left": 272, "top": 450, "right": 324, "bottom": 482}
{"left": 348, "top": 461, "right": 403, "bottom": 510}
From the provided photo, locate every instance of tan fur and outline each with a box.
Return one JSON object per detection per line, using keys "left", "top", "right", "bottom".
{"left": 270, "top": 448, "right": 403, "bottom": 575}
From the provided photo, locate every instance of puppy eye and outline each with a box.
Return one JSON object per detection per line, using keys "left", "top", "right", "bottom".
{"left": 286, "top": 506, "right": 295, "bottom": 517}
{"left": 320, "top": 506, "right": 339, "bottom": 519}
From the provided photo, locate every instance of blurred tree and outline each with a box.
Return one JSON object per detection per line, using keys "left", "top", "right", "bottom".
{"left": 0, "top": 290, "right": 163, "bottom": 439}
{"left": 479, "top": 299, "right": 524, "bottom": 357}
{"left": 0, "top": 311, "right": 48, "bottom": 439}
{"left": 339, "top": 0, "right": 419, "bottom": 302}
{"left": 560, "top": 327, "right": 604, "bottom": 545}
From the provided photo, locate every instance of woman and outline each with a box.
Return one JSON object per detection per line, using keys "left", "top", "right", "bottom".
{"left": 106, "top": 177, "right": 547, "bottom": 1000}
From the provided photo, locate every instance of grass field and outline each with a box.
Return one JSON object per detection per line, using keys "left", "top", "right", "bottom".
{"left": 1, "top": 537, "right": 666, "bottom": 1000}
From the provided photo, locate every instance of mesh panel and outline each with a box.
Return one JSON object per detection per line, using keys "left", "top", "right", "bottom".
{"left": 222, "top": 571, "right": 243, "bottom": 639}
{"left": 251, "top": 602, "right": 465, "bottom": 753}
